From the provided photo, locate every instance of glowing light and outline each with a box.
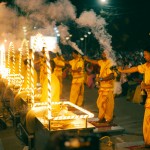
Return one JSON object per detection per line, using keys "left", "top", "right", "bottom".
{"left": 0, "top": 68, "right": 9, "bottom": 78}
{"left": 30, "top": 49, "right": 35, "bottom": 105}
{"left": 66, "top": 37, "right": 70, "bottom": 40}
{"left": 0, "top": 44, "right": 5, "bottom": 68}
{"left": 33, "top": 101, "right": 94, "bottom": 120}
{"left": 23, "top": 26, "right": 27, "bottom": 38}
{"left": 7, "top": 42, "right": 15, "bottom": 74}
{"left": 0, "top": 44, "right": 9, "bottom": 78}
{"left": 99, "top": 0, "right": 107, "bottom": 4}
{"left": 54, "top": 27, "right": 57, "bottom": 31}
{"left": 80, "top": 38, "right": 84, "bottom": 41}
{"left": 88, "top": 32, "right": 91, "bottom": 35}
{"left": 55, "top": 30, "right": 59, "bottom": 33}
{"left": 12, "top": 43, "right": 15, "bottom": 74}
{"left": 45, "top": 48, "right": 52, "bottom": 120}
{"left": 6, "top": 74, "right": 24, "bottom": 87}
{"left": 7, "top": 43, "right": 11, "bottom": 77}
{"left": 101, "top": 0, "right": 106, "bottom": 2}
{"left": 84, "top": 35, "right": 87, "bottom": 38}
{"left": 30, "top": 33, "right": 57, "bottom": 52}
{"left": 25, "top": 41, "right": 30, "bottom": 89}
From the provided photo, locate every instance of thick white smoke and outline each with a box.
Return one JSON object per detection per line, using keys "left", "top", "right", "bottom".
{"left": 0, "top": 0, "right": 77, "bottom": 50}
{"left": 47, "top": 0, "right": 76, "bottom": 22}
{"left": 0, "top": 0, "right": 115, "bottom": 63}
{"left": 57, "top": 24, "right": 70, "bottom": 45}
{"left": 15, "top": 0, "right": 45, "bottom": 12}
{"left": 0, "top": 3, "right": 25, "bottom": 49}
{"left": 76, "top": 10, "right": 116, "bottom": 65}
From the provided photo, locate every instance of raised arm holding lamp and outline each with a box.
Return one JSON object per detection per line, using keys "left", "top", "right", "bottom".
{"left": 84, "top": 50, "right": 115, "bottom": 125}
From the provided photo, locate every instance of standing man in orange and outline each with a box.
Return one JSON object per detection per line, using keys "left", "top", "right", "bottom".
{"left": 84, "top": 50, "right": 115, "bottom": 124}
{"left": 118, "top": 46, "right": 150, "bottom": 147}
{"left": 53, "top": 53, "right": 65, "bottom": 97}
{"left": 64, "top": 50, "right": 84, "bottom": 106}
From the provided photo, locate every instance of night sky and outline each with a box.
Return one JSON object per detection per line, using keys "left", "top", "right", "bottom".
{"left": 70, "top": 0, "right": 150, "bottom": 51}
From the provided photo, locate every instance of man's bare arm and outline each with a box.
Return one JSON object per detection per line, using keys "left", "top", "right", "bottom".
{"left": 84, "top": 56, "right": 98, "bottom": 65}
{"left": 118, "top": 66, "right": 138, "bottom": 73}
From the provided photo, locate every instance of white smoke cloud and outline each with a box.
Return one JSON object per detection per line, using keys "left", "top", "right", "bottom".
{"left": 76, "top": 10, "right": 116, "bottom": 65}
{"left": 0, "top": 0, "right": 115, "bottom": 64}
{"left": 0, "top": 0, "right": 77, "bottom": 51}
{"left": 76, "top": 10, "right": 97, "bottom": 27}
{"left": 57, "top": 24, "right": 70, "bottom": 44}
{"left": 0, "top": 3, "right": 25, "bottom": 50}
{"left": 15, "top": 0, "right": 45, "bottom": 12}
{"left": 15, "top": 0, "right": 76, "bottom": 27}
{"left": 47, "top": 0, "right": 76, "bottom": 22}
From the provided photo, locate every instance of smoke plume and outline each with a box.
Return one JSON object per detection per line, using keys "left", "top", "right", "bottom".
{"left": 76, "top": 10, "right": 116, "bottom": 64}
{"left": 0, "top": 0, "right": 115, "bottom": 64}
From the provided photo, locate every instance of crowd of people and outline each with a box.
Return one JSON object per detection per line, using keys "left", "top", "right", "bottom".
{"left": 83, "top": 50, "right": 145, "bottom": 100}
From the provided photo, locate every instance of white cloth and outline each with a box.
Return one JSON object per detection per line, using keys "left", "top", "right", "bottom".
{"left": 114, "top": 81, "right": 122, "bottom": 95}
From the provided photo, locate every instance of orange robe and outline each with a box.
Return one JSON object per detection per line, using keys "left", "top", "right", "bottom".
{"left": 138, "top": 63, "right": 150, "bottom": 145}
{"left": 97, "top": 59, "right": 114, "bottom": 122}
{"left": 69, "top": 56, "right": 84, "bottom": 106}
{"left": 40, "top": 56, "right": 47, "bottom": 86}
{"left": 53, "top": 56, "right": 65, "bottom": 96}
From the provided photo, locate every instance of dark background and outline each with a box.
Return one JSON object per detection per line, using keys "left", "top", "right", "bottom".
{"left": 69, "top": 0, "right": 150, "bottom": 51}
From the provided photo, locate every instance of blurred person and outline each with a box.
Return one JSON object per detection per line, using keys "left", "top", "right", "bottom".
{"left": 84, "top": 50, "right": 115, "bottom": 124}
{"left": 40, "top": 59, "right": 60, "bottom": 102}
{"left": 132, "top": 84, "right": 143, "bottom": 104}
{"left": 112, "top": 61, "right": 122, "bottom": 97}
{"left": 21, "top": 58, "right": 38, "bottom": 89}
{"left": 120, "top": 62, "right": 129, "bottom": 96}
{"left": 118, "top": 46, "right": 150, "bottom": 147}
{"left": 39, "top": 47, "right": 47, "bottom": 86}
{"left": 113, "top": 70, "right": 122, "bottom": 97}
{"left": 85, "top": 62, "right": 95, "bottom": 88}
{"left": 53, "top": 53, "right": 65, "bottom": 97}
